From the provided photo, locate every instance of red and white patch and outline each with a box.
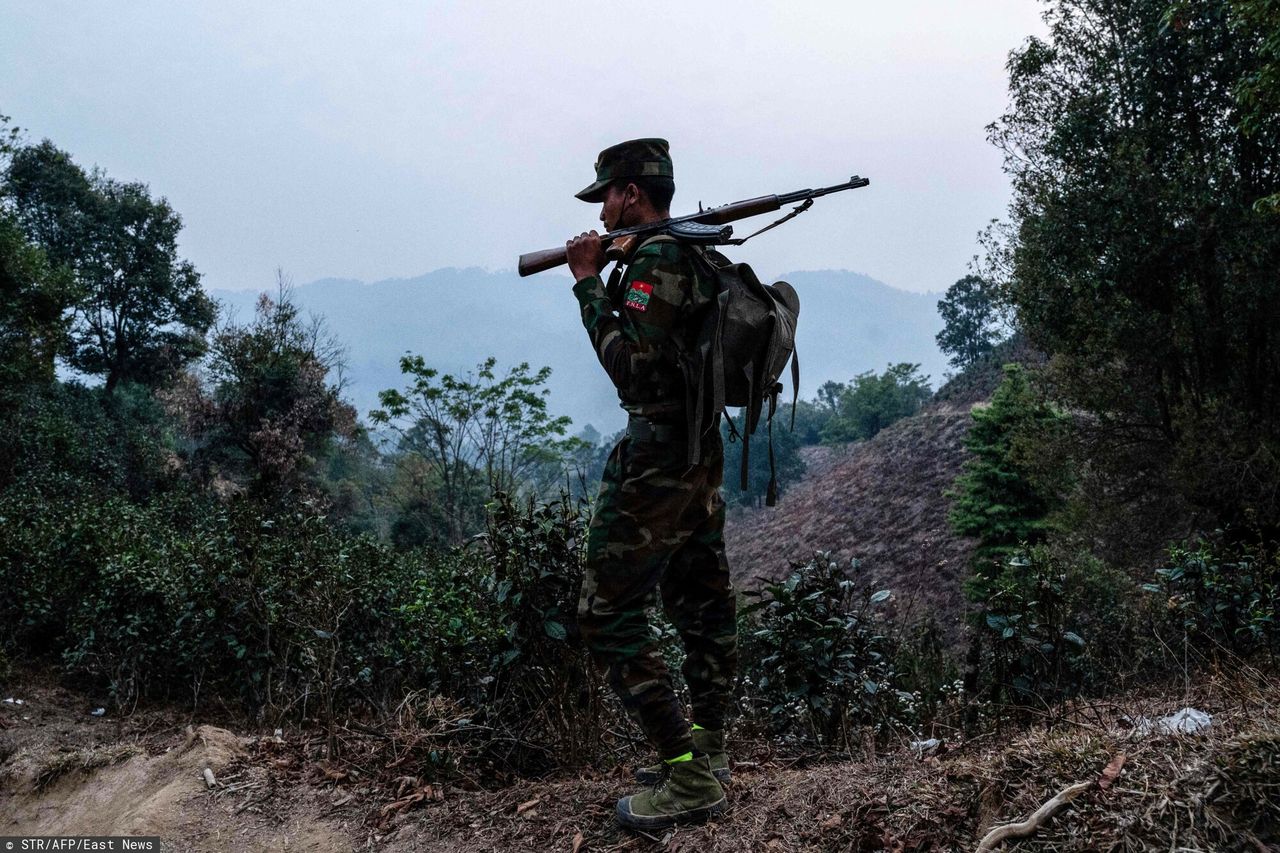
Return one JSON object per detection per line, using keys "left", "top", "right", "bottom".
{"left": 624, "top": 281, "right": 654, "bottom": 312}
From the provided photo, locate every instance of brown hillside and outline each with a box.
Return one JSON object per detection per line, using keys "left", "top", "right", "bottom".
{"left": 724, "top": 405, "right": 979, "bottom": 634}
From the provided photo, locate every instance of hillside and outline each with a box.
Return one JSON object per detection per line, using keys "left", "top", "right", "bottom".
{"left": 725, "top": 405, "right": 978, "bottom": 634}
{"left": 207, "top": 268, "right": 947, "bottom": 434}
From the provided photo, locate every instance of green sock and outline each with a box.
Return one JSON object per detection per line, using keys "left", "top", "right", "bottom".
{"left": 664, "top": 751, "right": 694, "bottom": 765}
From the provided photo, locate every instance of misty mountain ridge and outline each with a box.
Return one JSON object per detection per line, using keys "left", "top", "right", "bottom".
{"left": 207, "top": 267, "right": 948, "bottom": 435}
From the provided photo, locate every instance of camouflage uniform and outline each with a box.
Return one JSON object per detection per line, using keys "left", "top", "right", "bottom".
{"left": 572, "top": 223, "right": 739, "bottom": 761}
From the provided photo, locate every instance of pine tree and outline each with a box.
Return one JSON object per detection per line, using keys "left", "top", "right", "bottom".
{"left": 948, "top": 364, "right": 1064, "bottom": 598}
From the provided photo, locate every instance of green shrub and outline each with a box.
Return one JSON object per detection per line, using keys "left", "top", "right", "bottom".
{"left": 970, "top": 545, "right": 1155, "bottom": 717}
{"left": 1145, "top": 536, "right": 1280, "bottom": 658}
{"left": 740, "top": 553, "right": 898, "bottom": 748}
{"left": 477, "top": 490, "right": 606, "bottom": 770}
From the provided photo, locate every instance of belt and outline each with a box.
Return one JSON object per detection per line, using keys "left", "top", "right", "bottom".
{"left": 626, "top": 415, "right": 684, "bottom": 444}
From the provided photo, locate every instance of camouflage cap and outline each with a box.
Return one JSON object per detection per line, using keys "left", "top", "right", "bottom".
{"left": 575, "top": 138, "right": 673, "bottom": 203}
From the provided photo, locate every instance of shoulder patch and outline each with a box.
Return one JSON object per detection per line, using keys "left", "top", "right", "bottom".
{"left": 624, "top": 281, "right": 654, "bottom": 312}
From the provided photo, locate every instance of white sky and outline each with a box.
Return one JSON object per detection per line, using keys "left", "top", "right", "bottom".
{"left": 1, "top": 1, "right": 1046, "bottom": 293}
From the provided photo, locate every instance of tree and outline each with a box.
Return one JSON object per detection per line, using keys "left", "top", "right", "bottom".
{"left": 0, "top": 214, "right": 76, "bottom": 390}
{"left": 1229, "top": 0, "right": 1280, "bottom": 210}
{"left": 371, "top": 357, "right": 578, "bottom": 544}
{"left": 0, "top": 117, "right": 78, "bottom": 392}
{"left": 936, "top": 274, "right": 1002, "bottom": 369}
{"left": 987, "top": 0, "right": 1280, "bottom": 527}
{"left": 820, "top": 363, "right": 931, "bottom": 444}
{"left": 5, "top": 141, "right": 215, "bottom": 393}
{"left": 199, "top": 279, "right": 356, "bottom": 497}
{"left": 948, "top": 365, "right": 1067, "bottom": 599}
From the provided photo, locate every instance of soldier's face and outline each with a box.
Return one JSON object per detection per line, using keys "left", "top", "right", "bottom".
{"left": 600, "top": 183, "right": 632, "bottom": 230}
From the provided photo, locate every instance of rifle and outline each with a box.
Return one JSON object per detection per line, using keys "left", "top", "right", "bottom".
{"left": 517, "top": 175, "right": 870, "bottom": 277}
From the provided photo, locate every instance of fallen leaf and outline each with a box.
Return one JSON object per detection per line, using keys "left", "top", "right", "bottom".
{"left": 376, "top": 784, "right": 444, "bottom": 826}
{"left": 571, "top": 830, "right": 585, "bottom": 853}
{"left": 517, "top": 798, "right": 541, "bottom": 816}
{"left": 1098, "top": 752, "right": 1127, "bottom": 790}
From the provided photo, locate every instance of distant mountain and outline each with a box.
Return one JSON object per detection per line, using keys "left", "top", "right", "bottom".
{"left": 207, "top": 268, "right": 947, "bottom": 434}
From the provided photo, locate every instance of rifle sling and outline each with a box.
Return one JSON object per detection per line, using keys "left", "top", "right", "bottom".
{"left": 727, "top": 197, "right": 814, "bottom": 246}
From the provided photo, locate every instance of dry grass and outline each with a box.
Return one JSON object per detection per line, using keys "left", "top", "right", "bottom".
{"left": 357, "top": 663, "right": 1280, "bottom": 852}
{"left": 33, "top": 743, "right": 143, "bottom": 791}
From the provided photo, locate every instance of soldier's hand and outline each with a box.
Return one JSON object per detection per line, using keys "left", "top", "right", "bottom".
{"left": 566, "top": 231, "right": 607, "bottom": 281}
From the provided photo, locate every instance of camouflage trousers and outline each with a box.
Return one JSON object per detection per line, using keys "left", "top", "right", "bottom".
{"left": 577, "top": 428, "right": 738, "bottom": 760}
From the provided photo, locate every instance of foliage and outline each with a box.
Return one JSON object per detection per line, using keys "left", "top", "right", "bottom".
{"left": 0, "top": 212, "right": 77, "bottom": 390}
{"left": 395, "top": 546, "right": 502, "bottom": 700}
{"left": 1227, "top": 0, "right": 1280, "bottom": 155}
{"left": 949, "top": 364, "right": 1068, "bottom": 598}
{"left": 478, "top": 490, "right": 605, "bottom": 769}
{"left": 720, "top": 411, "right": 806, "bottom": 507}
{"left": 789, "top": 398, "right": 832, "bottom": 446}
{"left": 936, "top": 274, "right": 1004, "bottom": 369}
{"left": 987, "top": 0, "right": 1280, "bottom": 527}
{"left": 371, "top": 356, "right": 582, "bottom": 543}
{"left": 819, "top": 363, "right": 931, "bottom": 445}
{"left": 971, "top": 546, "right": 1153, "bottom": 717}
{"left": 0, "top": 380, "right": 177, "bottom": 500}
{"left": 0, "top": 481, "right": 426, "bottom": 724}
{"left": 740, "top": 553, "right": 897, "bottom": 747}
{"left": 197, "top": 281, "right": 356, "bottom": 497}
{"left": 4, "top": 141, "right": 216, "bottom": 393}
{"left": 1145, "top": 536, "right": 1280, "bottom": 657}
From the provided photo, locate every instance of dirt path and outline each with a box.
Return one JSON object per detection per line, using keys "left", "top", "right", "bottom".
{"left": 0, "top": 676, "right": 354, "bottom": 851}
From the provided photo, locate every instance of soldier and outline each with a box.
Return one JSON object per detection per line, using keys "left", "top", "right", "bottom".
{"left": 564, "top": 138, "right": 738, "bottom": 830}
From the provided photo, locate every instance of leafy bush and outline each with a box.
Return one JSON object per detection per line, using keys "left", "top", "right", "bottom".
{"left": 970, "top": 545, "right": 1156, "bottom": 719}
{"left": 0, "top": 381, "right": 177, "bottom": 500}
{"left": 739, "top": 553, "right": 897, "bottom": 748}
{"left": 477, "top": 490, "right": 606, "bottom": 770}
{"left": 1145, "top": 537, "right": 1280, "bottom": 658}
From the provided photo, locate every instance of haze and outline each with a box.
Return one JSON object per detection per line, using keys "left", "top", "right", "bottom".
{"left": 1, "top": 1, "right": 1046, "bottom": 293}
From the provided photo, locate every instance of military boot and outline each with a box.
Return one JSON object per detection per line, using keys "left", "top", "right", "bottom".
{"left": 616, "top": 754, "right": 726, "bottom": 830}
{"left": 635, "top": 728, "right": 731, "bottom": 785}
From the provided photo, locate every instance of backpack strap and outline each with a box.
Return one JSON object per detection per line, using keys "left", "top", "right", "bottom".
{"left": 640, "top": 235, "right": 718, "bottom": 467}
{"left": 790, "top": 348, "right": 800, "bottom": 430}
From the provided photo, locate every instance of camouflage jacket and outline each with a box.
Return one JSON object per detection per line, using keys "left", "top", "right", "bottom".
{"left": 572, "top": 238, "right": 716, "bottom": 422}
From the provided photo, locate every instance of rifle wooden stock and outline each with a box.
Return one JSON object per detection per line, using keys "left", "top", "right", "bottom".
{"left": 693, "top": 195, "right": 780, "bottom": 224}
{"left": 518, "top": 245, "right": 575, "bottom": 277}
{"left": 516, "top": 234, "right": 637, "bottom": 278}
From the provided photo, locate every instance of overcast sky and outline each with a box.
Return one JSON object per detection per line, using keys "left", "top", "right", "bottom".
{"left": 2, "top": 1, "right": 1046, "bottom": 293}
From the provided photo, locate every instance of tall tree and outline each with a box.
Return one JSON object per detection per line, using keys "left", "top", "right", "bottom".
{"left": 371, "top": 357, "right": 578, "bottom": 543}
{"left": 201, "top": 280, "right": 356, "bottom": 497}
{"left": 0, "top": 214, "right": 75, "bottom": 390}
{"left": 0, "top": 117, "right": 78, "bottom": 391}
{"left": 988, "top": 0, "right": 1280, "bottom": 526}
{"left": 5, "top": 141, "right": 215, "bottom": 393}
{"left": 936, "top": 274, "right": 1002, "bottom": 369}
